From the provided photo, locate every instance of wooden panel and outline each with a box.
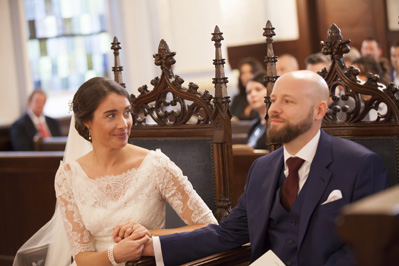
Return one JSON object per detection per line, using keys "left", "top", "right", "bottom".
{"left": 0, "top": 126, "right": 11, "bottom": 151}
{"left": 228, "top": 40, "right": 309, "bottom": 71}
{"left": 231, "top": 149, "right": 268, "bottom": 207}
{"left": 315, "top": 0, "right": 389, "bottom": 56}
{"left": 296, "top": 0, "right": 320, "bottom": 66}
{"left": 0, "top": 152, "right": 63, "bottom": 264}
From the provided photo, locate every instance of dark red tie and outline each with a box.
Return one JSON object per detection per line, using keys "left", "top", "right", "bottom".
{"left": 38, "top": 121, "right": 50, "bottom": 138}
{"left": 281, "top": 157, "right": 305, "bottom": 211}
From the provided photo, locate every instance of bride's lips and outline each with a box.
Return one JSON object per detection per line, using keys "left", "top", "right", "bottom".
{"left": 113, "top": 132, "right": 129, "bottom": 139}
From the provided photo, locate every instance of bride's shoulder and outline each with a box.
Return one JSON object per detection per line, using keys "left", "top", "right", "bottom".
{"left": 125, "top": 145, "right": 169, "bottom": 166}
{"left": 59, "top": 159, "right": 82, "bottom": 173}
{"left": 126, "top": 144, "right": 150, "bottom": 158}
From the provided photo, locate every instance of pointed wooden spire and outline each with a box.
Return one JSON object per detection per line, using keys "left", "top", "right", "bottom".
{"left": 111, "top": 36, "right": 125, "bottom": 88}
{"left": 263, "top": 20, "right": 279, "bottom": 151}
{"left": 263, "top": 20, "right": 278, "bottom": 99}
{"left": 211, "top": 25, "right": 229, "bottom": 99}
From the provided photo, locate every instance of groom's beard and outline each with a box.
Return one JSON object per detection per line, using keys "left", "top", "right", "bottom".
{"left": 267, "top": 109, "right": 314, "bottom": 144}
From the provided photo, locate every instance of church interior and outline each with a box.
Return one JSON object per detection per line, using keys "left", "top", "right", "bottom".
{"left": 1, "top": 0, "right": 399, "bottom": 265}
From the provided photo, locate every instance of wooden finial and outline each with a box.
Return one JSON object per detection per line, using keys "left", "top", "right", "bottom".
{"left": 110, "top": 36, "right": 125, "bottom": 88}
{"left": 211, "top": 25, "right": 228, "bottom": 99}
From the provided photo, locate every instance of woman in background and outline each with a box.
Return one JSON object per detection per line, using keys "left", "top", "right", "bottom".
{"left": 246, "top": 72, "right": 269, "bottom": 150}
{"left": 231, "top": 57, "right": 265, "bottom": 120}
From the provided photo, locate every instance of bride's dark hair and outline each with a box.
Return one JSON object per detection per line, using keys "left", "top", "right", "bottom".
{"left": 72, "top": 77, "right": 131, "bottom": 142}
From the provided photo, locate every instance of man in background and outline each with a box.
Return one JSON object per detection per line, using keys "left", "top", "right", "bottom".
{"left": 276, "top": 54, "right": 299, "bottom": 77}
{"left": 305, "top": 52, "right": 331, "bottom": 73}
{"left": 389, "top": 41, "right": 399, "bottom": 86}
{"left": 10, "top": 90, "right": 61, "bottom": 151}
{"left": 360, "top": 37, "right": 391, "bottom": 85}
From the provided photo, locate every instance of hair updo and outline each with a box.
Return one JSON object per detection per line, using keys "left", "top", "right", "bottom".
{"left": 72, "top": 77, "right": 131, "bottom": 142}
{"left": 247, "top": 71, "right": 268, "bottom": 88}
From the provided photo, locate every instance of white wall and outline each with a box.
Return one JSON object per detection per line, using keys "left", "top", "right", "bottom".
{"left": 0, "top": 0, "right": 30, "bottom": 125}
{"left": 114, "top": 0, "right": 299, "bottom": 96}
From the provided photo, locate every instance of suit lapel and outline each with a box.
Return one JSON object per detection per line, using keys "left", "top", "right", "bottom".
{"left": 24, "top": 113, "right": 37, "bottom": 136}
{"left": 297, "top": 131, "right": 333, "bottom": 248}
{"left": 252, "top": 149, "right": 284, "bottom": 251}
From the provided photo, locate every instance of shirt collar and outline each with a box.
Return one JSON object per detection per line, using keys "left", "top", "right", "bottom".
{"left": 283, "top": 129, "right": 321, "bottom": 164}
{"left": 27, "top": 109, "right": 46, "bottom": 125}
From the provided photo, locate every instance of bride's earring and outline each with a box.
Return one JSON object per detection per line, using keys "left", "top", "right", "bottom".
{"left": 88, "top": 129, "right": 92, "bottom": 140}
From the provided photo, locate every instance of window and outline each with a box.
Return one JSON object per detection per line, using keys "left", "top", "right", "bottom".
{"left": 24, "top": 0, "right": 111, "bottom": 116}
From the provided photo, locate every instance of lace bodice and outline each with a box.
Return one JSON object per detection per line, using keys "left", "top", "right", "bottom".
{"left": 55, "top": 149, "right": 217, "bottom": 260}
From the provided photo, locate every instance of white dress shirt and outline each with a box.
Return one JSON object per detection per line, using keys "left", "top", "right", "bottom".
{"left": 283, "top": 130, "right": 320, "bottom": 193}
{"left": 27, "top": 109, "right": 52, "bottom": 136}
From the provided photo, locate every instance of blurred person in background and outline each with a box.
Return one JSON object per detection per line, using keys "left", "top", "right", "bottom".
{"left": 10, "top": 90, "right": 61, "bottom": 151}
{"left": 231, "top": 57, "right": 265, "bottom": 120}
{"left": 276, "top": 54, "right": 299, "bottom": 77}
{"left": 246, "top": 72, "right": 269, "bottom": 150}
{"left": 360, "top": 37, "right": 391, "bottom": 86}
{"left": 389, "top": 41, "right": 399, "bottom": 86}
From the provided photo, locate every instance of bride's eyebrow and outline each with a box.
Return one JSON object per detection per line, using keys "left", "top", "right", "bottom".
{"left": 103, "top": 109, "right": 117, "bottom": 114}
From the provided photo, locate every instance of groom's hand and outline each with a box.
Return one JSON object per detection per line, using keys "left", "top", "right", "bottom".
{"left": 141, "top": 237, "right": 155, "bottom": 257}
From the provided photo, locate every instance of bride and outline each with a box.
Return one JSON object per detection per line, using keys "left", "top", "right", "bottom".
{"left": 14, "top": 77, "right": 217, "bottom": 266}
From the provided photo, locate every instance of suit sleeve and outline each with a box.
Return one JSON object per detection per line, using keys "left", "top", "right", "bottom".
{"left": 159, "top": 198, "right": 249, "bottom": 266}
{"left": 10, "top": 122, "right": 33, "bottom": 151}
{"left": 158, "top": 160, "right": 261, "bottom": 266}
{"left": 324, "top": 152, "right": 387, "bottom": 266}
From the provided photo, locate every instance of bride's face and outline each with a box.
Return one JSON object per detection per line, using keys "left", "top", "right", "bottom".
{"left": 85, "top": 92, "right": 132, "bottom": 149}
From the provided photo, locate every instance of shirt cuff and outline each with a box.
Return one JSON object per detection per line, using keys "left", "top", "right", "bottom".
{"left": 153, "top": 236, "right": 165, "bottom": 266}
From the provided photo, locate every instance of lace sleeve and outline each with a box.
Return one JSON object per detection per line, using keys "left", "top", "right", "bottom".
{"left": 54, "top": 162, "right": 95, "bottom": 256}
{"left": 154, "top": 151, "right": 218, "bottom": 225}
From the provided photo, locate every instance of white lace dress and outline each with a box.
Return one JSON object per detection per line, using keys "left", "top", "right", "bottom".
{"left": 55, "top": 149, "right": 217, "bottom": 265}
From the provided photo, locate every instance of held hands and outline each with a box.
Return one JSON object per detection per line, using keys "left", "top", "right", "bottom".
{"left": 111, "top": 221, "right": 152, "bottom": 263}
{"left": 112, "top": 221, "right": 151, "bottom": 243}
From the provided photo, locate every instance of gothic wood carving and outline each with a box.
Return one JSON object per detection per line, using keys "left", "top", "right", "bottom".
{"left": 321, "top": 24, "right": 399, "bottom": 124}
{"left": 110, "top": 26, "right": 233, "bottom": 221}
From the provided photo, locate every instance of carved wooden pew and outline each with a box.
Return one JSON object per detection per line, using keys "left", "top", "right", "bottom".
{"left": 318, "top": 24, "right": 399, "bottom": 187}
{"left": 313, "top": 23, "right": 399, "bottom": 266}
{"left": 0, "top": 151, "right": 62, "bottom": 265}
{"left": 108, "top": 26, "right": 253, "bottom": 265}
{"left": 33, "top": 136, "right": 67, "bottom": 151}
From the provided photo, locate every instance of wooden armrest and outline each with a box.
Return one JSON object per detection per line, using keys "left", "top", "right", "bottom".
{"left": 126, "top": 244, "right": 251, "bottom": 266}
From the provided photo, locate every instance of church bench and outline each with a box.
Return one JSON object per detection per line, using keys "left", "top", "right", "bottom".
{"left": 0, "top": 151, "right": 62, "bottom": 265}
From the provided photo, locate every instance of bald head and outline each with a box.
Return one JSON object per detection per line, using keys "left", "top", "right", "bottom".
{"left": 275, "top": 70, "right": 329, "bottom": 104}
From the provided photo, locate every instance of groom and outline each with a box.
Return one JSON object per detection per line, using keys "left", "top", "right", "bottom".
{"left": 142, "top": 70, "right": 387, "bottom": 266}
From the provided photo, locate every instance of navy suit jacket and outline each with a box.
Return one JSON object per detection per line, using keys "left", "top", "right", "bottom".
{"left": 160, "top": 130, "right": 387, "bottom": 266}
{"left": 10, "top": 113, "right": 62, "bottom": 151}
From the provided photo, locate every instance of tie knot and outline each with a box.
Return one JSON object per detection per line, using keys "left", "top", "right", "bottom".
{"left": 287, "top": 157, "right": 305, "bottom": 172}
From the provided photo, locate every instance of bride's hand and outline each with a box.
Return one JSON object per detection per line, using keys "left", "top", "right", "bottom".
{"left": 113, "top": 230, "right": 150, "bottom": 263}
{"left": 113, "top": 221, "right": 151, "bottom": 243}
